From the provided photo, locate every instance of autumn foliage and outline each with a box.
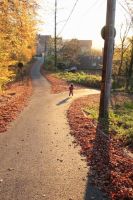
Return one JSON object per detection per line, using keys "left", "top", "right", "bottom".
{"left": 0, "top": 0, "right": 38, "bottom": 90}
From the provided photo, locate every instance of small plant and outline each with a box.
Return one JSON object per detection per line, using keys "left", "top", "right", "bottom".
{"left": 56, "top": 72, "right": 101, "bottom": 88}
{"left": 84, "top": 100, "right": 133, "bottom": 146}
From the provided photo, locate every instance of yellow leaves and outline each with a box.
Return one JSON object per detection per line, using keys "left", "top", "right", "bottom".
{"left": 0, "top": 67, "right": 15, "bottom": 91}
{"left": 0, "top": 0, "right": 38, "bottom": 88}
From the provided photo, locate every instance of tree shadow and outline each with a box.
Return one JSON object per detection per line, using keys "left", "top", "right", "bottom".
{"left": 56, "top": 97, "right": 70, "bottom": 106}
{"left": 84, "top": 117, "right": 111, "bottom": 200}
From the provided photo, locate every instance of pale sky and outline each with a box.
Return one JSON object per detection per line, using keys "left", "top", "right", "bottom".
{"left": 38, "top": 0, "right": 133, "bottom": 49}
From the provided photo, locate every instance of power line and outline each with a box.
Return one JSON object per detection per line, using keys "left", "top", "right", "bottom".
{"left": 82, "top": 0, "right": 101, "bottom": 17}
{"left": 57, "top": 0, "right": 79, "bottom": 37}
{"left": 58, "top": 0, "right": 104, "bottom": 38}
{"left": 67, "top": 0, "right": 104, "bottom": 38}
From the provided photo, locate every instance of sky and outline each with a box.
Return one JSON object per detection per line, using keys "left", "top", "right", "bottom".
{"left": 38, "top": 0, "right": 133, "bottom": 50}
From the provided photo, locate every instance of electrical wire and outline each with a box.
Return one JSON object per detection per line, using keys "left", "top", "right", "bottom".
{"left": 57, "top": 0, "right": 79, "bottom": 36}
{"left": 82, "top": 0, "right": 101, "bottom": 17}
{"left": 58, "top": 0, "right": 104, "bottom": 38}
{"left": 68, "top": 0, "right": 104, "bottom": 36}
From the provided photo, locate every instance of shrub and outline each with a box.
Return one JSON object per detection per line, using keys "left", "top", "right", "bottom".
{"left": 84, "top": 101, "right": 133, "bottom": 146}
{"left": 56, "top": 72, "right": 101, "bottom": 88}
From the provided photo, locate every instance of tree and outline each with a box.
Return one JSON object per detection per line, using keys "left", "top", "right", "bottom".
{"left": 126, "top": 36, "right": 133, "bottom": 90}
{"left": 91, "top": 48, "right": 102, "bottom": 57}
{"left": 61, "top": 39, "right": 81, "bottom": 66}
{"left": 117, "top": 20, "right": 131, "bottom": 75}
{"left": 0, "top": 0, "right": 38, "bottom": 90}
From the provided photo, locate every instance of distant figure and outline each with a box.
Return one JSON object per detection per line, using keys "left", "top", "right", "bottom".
{"left": 69, "top": 83, "right": 74, "bottom": 96}
{"left": 18, "top": 62, "right": 24, "bottom": 81}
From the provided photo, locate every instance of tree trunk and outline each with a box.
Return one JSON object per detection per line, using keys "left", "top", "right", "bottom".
{"left": 99, "top": 0, "right": 116, "bottom": 119}
{"left": 118, "top": 43, "right": 124, "bottom": 75}
{"left": 126, "top": 38, "right": 133, "bottom": 91}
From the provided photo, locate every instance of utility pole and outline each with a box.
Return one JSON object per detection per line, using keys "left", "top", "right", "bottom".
{"left": 99, "top": 0, "right": 116, "bottom": 119}
{"left": 54, "top": 0, "right": 57, "bottom": 70}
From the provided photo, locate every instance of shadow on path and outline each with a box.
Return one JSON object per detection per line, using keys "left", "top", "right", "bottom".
{"left": 56, "top": 97, "right": 70, "bottom": 106}
{"left": 84, "top": 117, "right": 111, "bottom": 200}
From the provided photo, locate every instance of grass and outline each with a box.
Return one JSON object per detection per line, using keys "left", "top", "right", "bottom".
{"left": 84, "top": 101, "right": 133, "bottom": 146}
{"left": 55, "top": 71, "right": 101, "bottom": 89}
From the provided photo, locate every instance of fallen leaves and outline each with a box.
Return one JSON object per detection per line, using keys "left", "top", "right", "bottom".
{"left": 0, "top": 179, "right": 3, "bottom": 183}
{"left": 7, "top": 168, "right": 15, "bottom": 171}
{"left": 41, "top": 69, "right": 84, "bottom": 94}
{"left": 67, "top": 94, "right": 133, "bottom": 200}
{"left": 0, "top": 80, "right": 32, "bottom": 133}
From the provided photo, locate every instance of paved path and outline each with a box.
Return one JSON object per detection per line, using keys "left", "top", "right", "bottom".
{"left": 0, "top": 58, "right": 106, "bottom": 200}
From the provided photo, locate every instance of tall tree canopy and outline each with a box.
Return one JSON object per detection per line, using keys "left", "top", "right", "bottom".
{"left": 61, "top": 39, "right": 81, "bottom": 66}
{"left": 0, "top": 0, "right": 38, "bottom": 87}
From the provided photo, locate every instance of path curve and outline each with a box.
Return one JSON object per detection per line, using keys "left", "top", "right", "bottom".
{"left": 0, "top": 58, "right": 102, "bottom": 200}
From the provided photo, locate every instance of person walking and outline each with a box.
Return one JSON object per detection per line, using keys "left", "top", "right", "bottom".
{"left": 69, "top": 83, "right": 74, "bottom": 96}
{"left": 18, "top": 62, "right": 24, "bottom": 82}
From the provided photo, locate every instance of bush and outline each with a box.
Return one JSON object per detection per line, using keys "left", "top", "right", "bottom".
{"left": 44, "top": 55, "right": 56, "bottom": 71}
{"left": 84, "top": 101, "right": 133, "bottom": 146}
{"left": 56, "top": 72, "right": 101, "bottom": 88}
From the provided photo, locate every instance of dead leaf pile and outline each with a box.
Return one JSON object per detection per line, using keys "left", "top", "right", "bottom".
{"left": 67, "top": 94, "right": 133, "bottom": 200}
{"left": 41, "top": 69, "right": 84, "bottom": 94}
{"left": 46, "top": 74, "right": 69, "bottom": 93}
{"left": 0, "top": 80, "right": 32, "bottom": 133}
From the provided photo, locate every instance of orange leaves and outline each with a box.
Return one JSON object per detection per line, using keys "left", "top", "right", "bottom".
{"left": 0, "top": 81, "right": 32, "bottom": 133}
{"left": 42, "top": 70, "right": 83, "bottom": 94}
{"left": 67, "top": 95, "right": 133, "bottom": 200}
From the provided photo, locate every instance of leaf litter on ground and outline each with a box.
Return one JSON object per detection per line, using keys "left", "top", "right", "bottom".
{"left": 67, "top": 94, "right": 133, "bottom": 200}
{"left": 41, "top": 69, "right": 85, "bottom": 94}
{"left": 41, "top": 69, "right": 133, "bottom": 199}
{"left": 0, "top": 80, "right": 32, "bottom": 133}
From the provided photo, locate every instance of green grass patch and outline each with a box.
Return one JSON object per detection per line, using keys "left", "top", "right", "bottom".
{"left": 55, "top": 71, "right": 101, "bottom": 89}
{"left": 84, "top": 101, "right": 133, "bottom": 146}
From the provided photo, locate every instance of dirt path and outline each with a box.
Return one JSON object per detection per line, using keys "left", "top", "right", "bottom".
{"left": 0, "top": 58, "right": 105, "bottom": 200}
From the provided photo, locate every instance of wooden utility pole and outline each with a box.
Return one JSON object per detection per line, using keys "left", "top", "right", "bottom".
{"left": 54, "top": 0, "right": 57, "bottom": 70}
{"left": 99, "top": 0, "right": 116, "bottom": 119}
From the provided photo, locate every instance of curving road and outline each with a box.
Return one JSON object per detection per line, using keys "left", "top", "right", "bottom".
{"left": 0, "top": 58, "right": 107, "bottom": 200}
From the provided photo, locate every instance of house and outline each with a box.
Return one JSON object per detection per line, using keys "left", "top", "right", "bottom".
{"left": 78, "top": 40, "right": 92, "bottom": 53}
{"left": 79, "top": 55, "right": 103, "bottom": 69}
{"left": 36, "top": 35, "right": 52, "bottom": 56}
{"left": 36, "top": 35, "right": 64, "bottom": 56}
